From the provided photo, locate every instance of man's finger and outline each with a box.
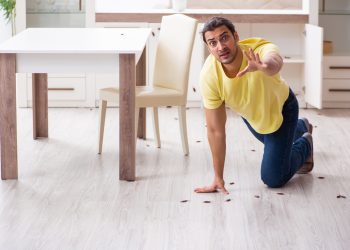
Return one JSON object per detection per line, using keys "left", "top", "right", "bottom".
{"left": 250, "top": 48, "right": 256, "bottom": 61}
{"left": 256, "top": 53, "right": 262, "bottom": 64}
{"left": 194, "top": 186, "right": 216, "bottom": 193}
{"left": 220, "top": 187, "right": 230, "bottom": 195}
{"left": 237, "top": 66, "right": 249, "bottom": 77}
{"left": 194, "top": 187, "right": 208, "bottom": 192}
{"left": 244, "top": 50, "right": 252, "bottom": 61}
{"left": 195, "top": 188, "right": 214, "bottom": 193}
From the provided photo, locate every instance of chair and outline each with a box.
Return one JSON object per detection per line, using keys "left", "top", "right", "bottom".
{"left": 98, "top": 14, "right": 198, "bottom": 155}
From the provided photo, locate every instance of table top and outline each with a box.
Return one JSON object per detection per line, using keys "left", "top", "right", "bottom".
{"left": 0, "top": 28, "right": 151, "bottom": 54}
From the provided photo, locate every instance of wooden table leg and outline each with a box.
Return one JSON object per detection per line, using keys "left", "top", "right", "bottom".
{"left": 136, "top": 48, "right": 147, "bottom": 139}
{"left": 119, "top": 54, "right": 136, "bottom": 181}
{"left": 0, "top": 53, "right": 18, "bottom": 180}
{"left": 32, "top": 73, "right": 48, "bottom": 139}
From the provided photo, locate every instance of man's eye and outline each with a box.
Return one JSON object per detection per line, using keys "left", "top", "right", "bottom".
{"left": 221, "top": 35, "right": 228, "bottom": 41}
{"left": 209, "top": 41, "right": 217, "bottom": 47}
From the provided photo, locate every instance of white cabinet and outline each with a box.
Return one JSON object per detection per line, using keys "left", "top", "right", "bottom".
{"left": 25, "top": 74, "right": 95, "bottom": 107}
{"left": 322, "top": 56, "right": 350, "bottom": 107}
{"left": 319, "top": 0, "right": 350, "bottom": 108}
{"left": 304, "top": 24, "right": 323, "bottom": 109}
{"left": 18, "top": 72, "right": 96, "bottom": 107}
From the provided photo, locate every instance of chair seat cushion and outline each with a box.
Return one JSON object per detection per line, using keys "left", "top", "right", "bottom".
{"left": 136, "top": 85, "right": 184, "bottom": 106}
{"left": 100, "top": 85, "right": 185, "bottom": 107}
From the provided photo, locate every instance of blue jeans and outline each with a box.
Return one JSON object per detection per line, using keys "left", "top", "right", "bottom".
{"left": 242, "top": 89, "right": 311, "bottom": 188}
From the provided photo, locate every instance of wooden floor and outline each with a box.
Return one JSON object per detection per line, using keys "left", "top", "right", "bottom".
{"left": 0, "top": 107, "right": 349, "bottom": 250}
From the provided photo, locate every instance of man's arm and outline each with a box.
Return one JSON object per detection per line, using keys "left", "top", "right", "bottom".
{"left": 194, "top": 103, "right": 229, "bottom": 194}
{"left": 260, "top": 51, "right": 283, "bottom": 76}
{"left": 237, "top": 48, "right": 283, "bottom": 77}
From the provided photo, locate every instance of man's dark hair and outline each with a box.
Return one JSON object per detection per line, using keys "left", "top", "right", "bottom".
{"left": 201, "top": 17, "right": 236, "bottom": 43}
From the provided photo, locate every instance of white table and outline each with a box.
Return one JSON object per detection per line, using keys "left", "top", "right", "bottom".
{"left": 0, "top": 28, "right": 151, "bottom": 181}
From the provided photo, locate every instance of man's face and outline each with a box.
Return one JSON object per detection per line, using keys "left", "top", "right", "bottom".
{"left": 204, "top": 25, "right": 239, "bottom": 64}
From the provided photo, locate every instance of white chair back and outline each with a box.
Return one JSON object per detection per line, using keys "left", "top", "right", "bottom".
{"left": 152, "top": 14, "right": 198, "bottom": 102}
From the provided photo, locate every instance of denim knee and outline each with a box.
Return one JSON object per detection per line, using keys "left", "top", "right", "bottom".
{"left": 261, "top": 173, "right": 287, "bottom": 188}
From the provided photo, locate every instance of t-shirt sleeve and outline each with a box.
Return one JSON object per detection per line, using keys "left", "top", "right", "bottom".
{"left": 254, "top": 42, "right": 281, "bottom": 60}
{"left": 199, "top": 66, "right": 223, "bottom": 109}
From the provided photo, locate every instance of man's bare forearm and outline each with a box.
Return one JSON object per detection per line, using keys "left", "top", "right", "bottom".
{"left": 205, "top": 104, "right": 227, "bottom": 180}
{"left": 207, "top": 129, "right": 226, "bottom": 179}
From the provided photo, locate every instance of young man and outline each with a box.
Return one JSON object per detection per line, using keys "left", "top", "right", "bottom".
{"left": 195, "top": 17, "right": 313, "bottom": 194}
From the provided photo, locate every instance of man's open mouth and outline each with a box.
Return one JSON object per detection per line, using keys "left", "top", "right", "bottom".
{"left": 219, "top": 51, "right": 230, "bottom": 59}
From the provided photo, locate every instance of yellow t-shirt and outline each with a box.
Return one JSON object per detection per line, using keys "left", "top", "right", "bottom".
{"left": 200, "top": 37, "right": 289, "bottom": 134}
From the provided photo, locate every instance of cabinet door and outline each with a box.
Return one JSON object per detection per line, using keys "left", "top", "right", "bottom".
{"left": 304, "top": 24, "right": 323, "bottom": 109}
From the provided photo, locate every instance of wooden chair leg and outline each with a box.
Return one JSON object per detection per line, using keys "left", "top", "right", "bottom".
{"left": 178, "top": 105, "right": 189, "bottom": 156}
{"left": 98, "top": 100, "right": 107, "bottom": 154}
{"left": 152, "top": 107, "right": 161, "bottom": 148}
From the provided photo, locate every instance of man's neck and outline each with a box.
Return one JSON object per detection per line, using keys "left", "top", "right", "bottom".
{"left": 222, "top": 46, "right": 243, "bottom": 78}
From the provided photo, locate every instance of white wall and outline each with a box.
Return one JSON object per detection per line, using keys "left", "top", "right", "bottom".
{"left": 0, "top": 10, "right": 12, "bottom": 43}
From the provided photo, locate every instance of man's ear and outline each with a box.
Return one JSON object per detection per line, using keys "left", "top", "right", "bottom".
{"left": 233, "top": 32, "right": 240, "bottom": 42}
